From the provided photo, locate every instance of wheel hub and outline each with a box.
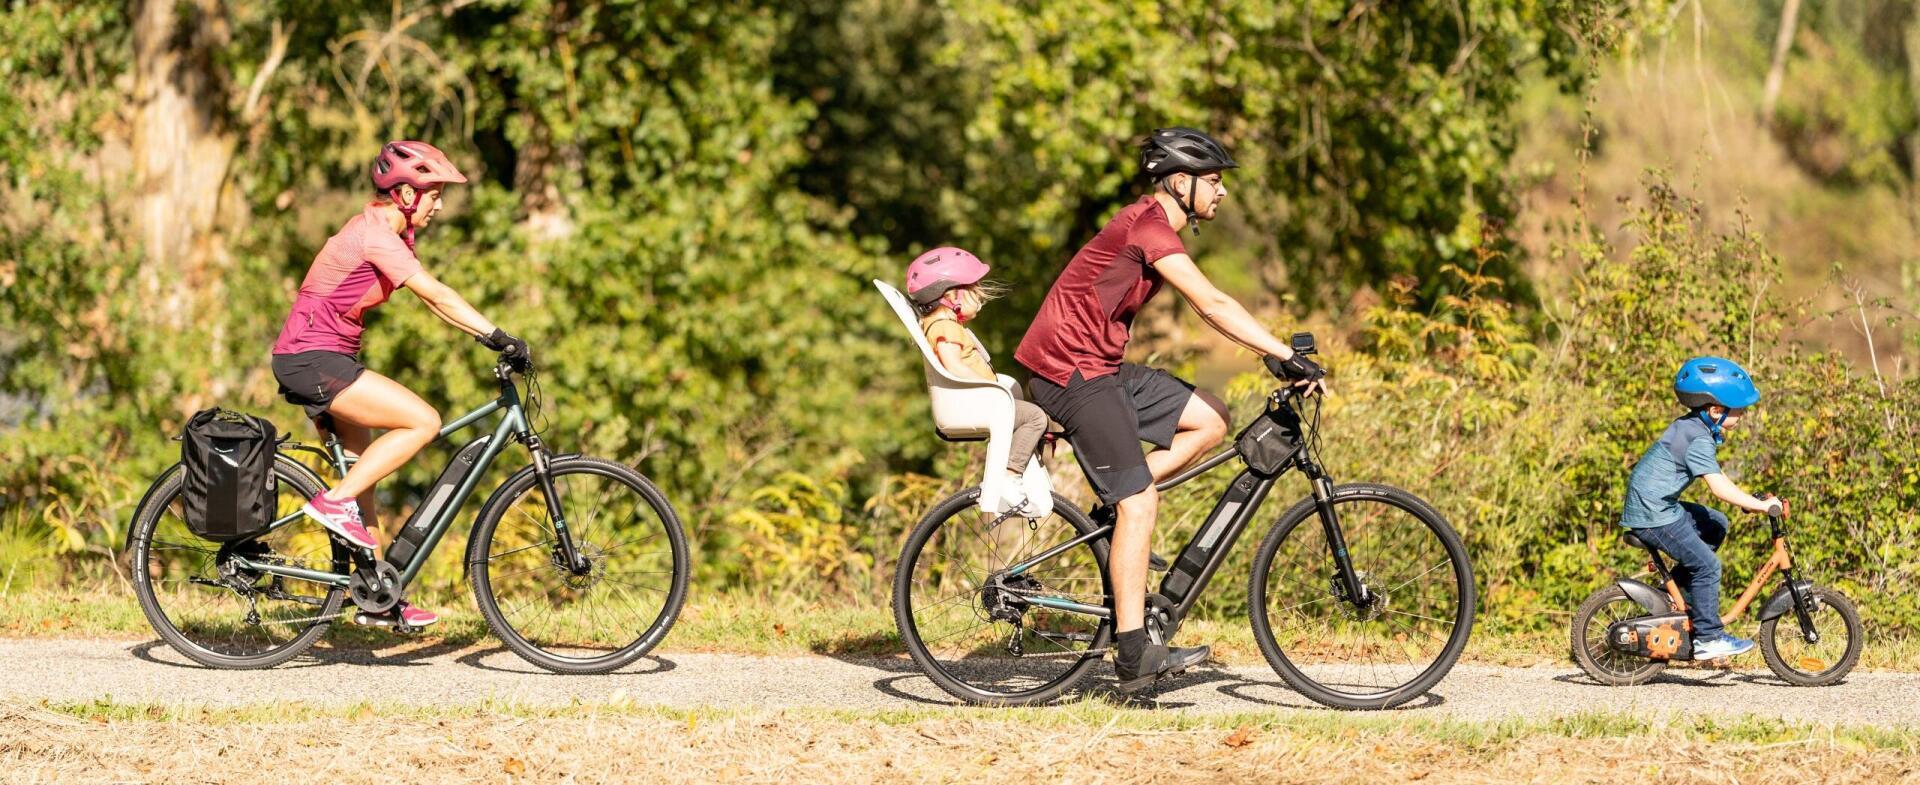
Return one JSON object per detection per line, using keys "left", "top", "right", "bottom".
{"left": 553, "top": 542, "right": 606, "bottom": 591}
{"left": 1330, "top": 571, "right": 1387, "bottom": 621}
{"left": 981, "top": 573, "right": 1041, "bottom": 625}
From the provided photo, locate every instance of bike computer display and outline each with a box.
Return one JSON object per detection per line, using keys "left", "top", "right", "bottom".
{"left": 1291, "top": 332, "right": 1317, "bottom": 355}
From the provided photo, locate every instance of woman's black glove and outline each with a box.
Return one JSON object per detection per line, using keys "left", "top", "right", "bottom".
{"left": 478, "top": 328, "right": 531, "bottom": 367}
{"left": 1264, "top": 352, "right": 1325, "bottom": 383}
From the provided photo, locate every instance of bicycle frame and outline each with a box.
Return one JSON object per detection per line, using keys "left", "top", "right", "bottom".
{"left": 1649, "top": 515, "right": 1814, "bottom": 630}
{"left": 1007, "top": 390, "right": 1367, "bottom": 628}
{"left": 232, "top": 365, "right": 554, "bottom": 590}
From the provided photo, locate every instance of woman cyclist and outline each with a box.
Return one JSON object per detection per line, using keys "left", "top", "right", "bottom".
{"left": 268, "top": 141, "right": 529, "bottom": 627}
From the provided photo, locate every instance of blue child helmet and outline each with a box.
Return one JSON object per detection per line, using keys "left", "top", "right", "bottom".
{"left": 1674, "top": 356, "right": 1760, "bottom": 410}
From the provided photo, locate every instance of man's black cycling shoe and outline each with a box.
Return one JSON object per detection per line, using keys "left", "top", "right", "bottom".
{"left": 1113, "top": 643, "right": 1211, "bottom": 694}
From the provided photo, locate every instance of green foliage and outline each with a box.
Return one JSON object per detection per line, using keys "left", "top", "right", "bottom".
{"left": 3, "top": 2, "right": 1913, "bottom": 641}
{"left": 778, "top": 0, "right": 1673, "bottom": 334}
{"left": 1313, "top": 174, "right": 1920, "bottom": 634}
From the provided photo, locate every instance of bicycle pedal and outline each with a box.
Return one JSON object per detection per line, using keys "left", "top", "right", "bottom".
{"left": 352, "top": 612, "right": 397, "bottom": 628}
{"left": 1148, "top": 553, "right": 1169, "bottom": 572}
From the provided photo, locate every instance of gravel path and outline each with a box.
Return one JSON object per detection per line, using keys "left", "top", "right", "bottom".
{"left": 8, "top": 638, "right": 1917, "bottom": 726}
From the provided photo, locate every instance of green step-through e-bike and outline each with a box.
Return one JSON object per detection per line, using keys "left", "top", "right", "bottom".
{"left": 127, "top": 353, "right": 689, "bottom": 674}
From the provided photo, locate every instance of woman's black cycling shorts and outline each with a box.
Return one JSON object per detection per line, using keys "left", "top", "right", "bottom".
{"left": 271, "top": 351, "right": 366, "bottom": 420}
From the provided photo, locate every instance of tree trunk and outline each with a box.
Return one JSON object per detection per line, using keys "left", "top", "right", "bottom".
{"left": 1759, "top": 0, "right": 1802, "bottom": 124}
{"left": 130, "top": 0, "right": 239, "bottom": 331}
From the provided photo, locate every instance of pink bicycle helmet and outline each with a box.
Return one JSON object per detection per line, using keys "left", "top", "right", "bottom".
{"left": 371, "top": 141, "right": 467, "bottom": 251}
{"left": 905, "top": 247, "right": 990, "bottom": 308}
{"left": 371, "top": 141, "right": 468, "bottom": 192}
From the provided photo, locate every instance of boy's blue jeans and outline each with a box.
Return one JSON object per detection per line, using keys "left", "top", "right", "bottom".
{"left": 1633, "top": 503, "right": 1730, "bottom": 640}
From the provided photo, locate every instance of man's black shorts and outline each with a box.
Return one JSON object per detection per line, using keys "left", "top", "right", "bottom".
{"left": 1027, "top": 363, "right": 1195, "bottom": 505}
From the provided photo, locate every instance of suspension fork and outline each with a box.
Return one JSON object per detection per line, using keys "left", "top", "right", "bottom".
{"left": 1305, "top": 460, "right": 1369, "bottom": 606}
{"left": 527, "top": 435, "right": 590, "bottom": 574}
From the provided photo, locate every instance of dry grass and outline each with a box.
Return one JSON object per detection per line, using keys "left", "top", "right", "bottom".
{"left": 5, "top": 701, "right": 1919, "bottom": 784}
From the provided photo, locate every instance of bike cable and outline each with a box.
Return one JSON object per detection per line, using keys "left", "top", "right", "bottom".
{"left": 524, "top": 364, "right": 552, "bottom": 440}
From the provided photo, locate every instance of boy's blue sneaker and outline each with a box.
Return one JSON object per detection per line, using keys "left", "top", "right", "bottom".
{"left": 1692, "top": 634, "right": 1756, "bottom": 660}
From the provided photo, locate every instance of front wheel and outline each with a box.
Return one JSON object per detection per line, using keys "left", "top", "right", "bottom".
{"left": 1247, "top": 483, "right": 1475, "bottom": 709}
{"left": 468, "top": 456, "right": 689, "bottom": 674}
{"left": 1759, "top": 586, "right": 1862, "bottom": 687}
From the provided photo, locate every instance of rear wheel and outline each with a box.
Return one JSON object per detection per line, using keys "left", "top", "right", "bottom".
{"left": 893, "top": 488, "right": 1113, "bottom": 706}
{"left": 128, "top": 458, "right": 349, "bottom": 669}
{"left": 1759, "top": 587, "right": 1862, "bottom": 687}
{"left": 468, "top": 456, "right": 689, "bottom": 674}
{"left": 1569, "top": 585, "right": 1668, "bottom": 686}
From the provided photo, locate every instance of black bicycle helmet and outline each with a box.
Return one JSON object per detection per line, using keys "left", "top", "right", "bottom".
{"left": 1140, "top": 127, "right": 1238, "bottom": 178}
{"left": 1140, "top": 127, "right": 1237, "bottom": 234}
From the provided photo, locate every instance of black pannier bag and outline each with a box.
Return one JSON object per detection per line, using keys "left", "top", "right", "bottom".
{"left": 180, "top": 408, "right": 279, "bottom": 542}
{"left": 1234, "top": 409, "right": 1299, "bottom": 475}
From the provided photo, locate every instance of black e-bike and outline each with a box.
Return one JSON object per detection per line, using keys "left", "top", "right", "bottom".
{"left": 892, "top": 334, "right": 1476, "bottom": 708}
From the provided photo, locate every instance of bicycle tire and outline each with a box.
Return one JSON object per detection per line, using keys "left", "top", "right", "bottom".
{"left": 893, "top": 487, "right": 1112, "bottom": 706}
{"left": 1568, "top": 585, "right": 1669, "bottom": 686}
{"left": 1246, "top": 482, "right": 1475, "bottom": 709}
{"left": 468, "top": 456, "right": 689, "bottom": 674}
{"left": 128, "top": 457, "right": 349, "bottom": 669}
{"left": 1759, "top": 586, "right": 1862, "bottom": 687}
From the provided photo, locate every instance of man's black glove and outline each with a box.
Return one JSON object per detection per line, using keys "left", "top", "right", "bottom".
{"left": 1264, "top": 352, "right": 1325, "bottom": 383}
{"left": 478, "top": 328, "right": 531, "bottom": 367}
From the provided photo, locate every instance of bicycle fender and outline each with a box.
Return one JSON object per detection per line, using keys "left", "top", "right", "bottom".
{"left": 1615, "top": 578, "right": 1674, "bottom": 614}
{"left": 464, "top": 463, "right": 542, "bottom": 577}
{"left": 124, "top": 464, "right": 184, "bottom": 550}
{"left": 1757, "top": 580, "right": 1815, "bottom": 622}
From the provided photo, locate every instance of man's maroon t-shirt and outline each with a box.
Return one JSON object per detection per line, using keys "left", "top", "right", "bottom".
{"left": 1016, "top": 196, "right": 1187, "bottom": 386}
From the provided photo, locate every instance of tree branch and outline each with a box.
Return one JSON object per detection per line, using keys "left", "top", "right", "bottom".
{"left": 241, "top": 19, "right": 294, "bottom": 122}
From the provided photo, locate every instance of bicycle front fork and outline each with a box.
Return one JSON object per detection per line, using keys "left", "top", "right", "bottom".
{"left": 528, "top": 438, "right": 591, "bottom": 575}
{"left": 1308, "top": 466, "right": 1370, "bottom": 606}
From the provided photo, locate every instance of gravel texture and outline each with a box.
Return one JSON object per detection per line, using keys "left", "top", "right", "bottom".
{"left": 8, "top": 638, "right": 1918, "bottom": 725}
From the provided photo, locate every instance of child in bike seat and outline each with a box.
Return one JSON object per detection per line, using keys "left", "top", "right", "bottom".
{"left": 1620, "top": 357, "right": 1789, "bottom": 660}
{"left": 906, "top": 247, "right": 1048, "bottom": 513}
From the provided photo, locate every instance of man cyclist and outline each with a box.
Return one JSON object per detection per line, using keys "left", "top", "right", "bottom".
{"left": 1015, "top": 128, "right": 1325, "bottom": 692}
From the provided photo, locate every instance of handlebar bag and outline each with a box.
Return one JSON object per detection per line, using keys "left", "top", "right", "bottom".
{"left": 180, "top": 408, "right": 279, "bottom": 542}
{"left": 1235, "top": 409, "right": 1300, "bottom": 475}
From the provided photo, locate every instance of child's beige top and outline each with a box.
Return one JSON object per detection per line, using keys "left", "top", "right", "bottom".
{"left": 923, "top": 314, "right": 995, "bottom": 380}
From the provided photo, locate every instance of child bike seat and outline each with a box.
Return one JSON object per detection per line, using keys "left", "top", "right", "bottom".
{"left": 873, "top": 279, "right": 1052, "bottom": 518}
{"left": 1621, "top": 531, "right": 1658, "bottom": 552}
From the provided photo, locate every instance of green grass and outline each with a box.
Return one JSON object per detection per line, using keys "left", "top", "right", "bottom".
{"left": 8, "top": 586, "right": 1920, "bottom": 671}
{"left": 26, "top": 696, "right": 1920, "bottom": 750}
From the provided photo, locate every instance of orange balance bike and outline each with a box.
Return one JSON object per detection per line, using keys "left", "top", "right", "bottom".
{"left": 1571, "top": 506, "right": 1862, "bottom": 686}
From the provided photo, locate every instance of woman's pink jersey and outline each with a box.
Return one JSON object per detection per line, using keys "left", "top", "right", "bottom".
{"left": 271, "top": 205, "right": 423, "bottom": 356}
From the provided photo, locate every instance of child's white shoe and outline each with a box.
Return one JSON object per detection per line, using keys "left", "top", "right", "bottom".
{"left": 998, "top": 481, "right": 1031, "bottom": 515}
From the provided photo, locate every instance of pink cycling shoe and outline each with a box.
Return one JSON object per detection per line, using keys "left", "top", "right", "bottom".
{"left": 397, "top": 602, "right": 439, "bottom": 627}
{"left": 302, "top": 493, "right": 379, "bottom": 550}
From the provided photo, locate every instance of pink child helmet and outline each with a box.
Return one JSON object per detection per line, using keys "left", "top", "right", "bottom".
{"left": 905, "top": 247, "right": 990, "bottom": 310}
{"left": 370, "top": 141, "right": 468, "bottom": 251}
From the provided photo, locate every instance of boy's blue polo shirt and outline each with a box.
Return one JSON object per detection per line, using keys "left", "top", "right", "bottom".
{"left": 1620, "top": 415, "right": 1722, "bottom": 529}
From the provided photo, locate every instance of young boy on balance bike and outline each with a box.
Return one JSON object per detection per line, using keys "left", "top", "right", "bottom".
{"left": 1618, "top": 357, "right": 1788, "bottom": 661}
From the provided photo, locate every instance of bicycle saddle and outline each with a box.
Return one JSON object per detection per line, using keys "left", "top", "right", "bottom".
{"left": 1621, "top": 531, "right": 1655, "bottom": 551}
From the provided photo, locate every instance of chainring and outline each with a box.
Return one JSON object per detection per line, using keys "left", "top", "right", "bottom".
{"left": 348, "top": 560, "right": 403, "bottom": 613}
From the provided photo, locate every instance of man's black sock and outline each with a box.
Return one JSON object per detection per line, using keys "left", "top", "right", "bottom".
{"left": 1114, "top": 628, "right": 1147, "bottom": 672}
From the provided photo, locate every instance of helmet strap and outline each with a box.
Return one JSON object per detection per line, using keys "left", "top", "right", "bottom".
{"left": 1697, "top": 408, "right": 1727, "bottom": 444}
{"left": 942, "top": 292, "right": 971, "bottom": 324}
{"left": 1161, "top": 176, "right": 1202, "bottom": 236}
{"left": 392, "top": 186, "right": 421, "bottom": 253}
